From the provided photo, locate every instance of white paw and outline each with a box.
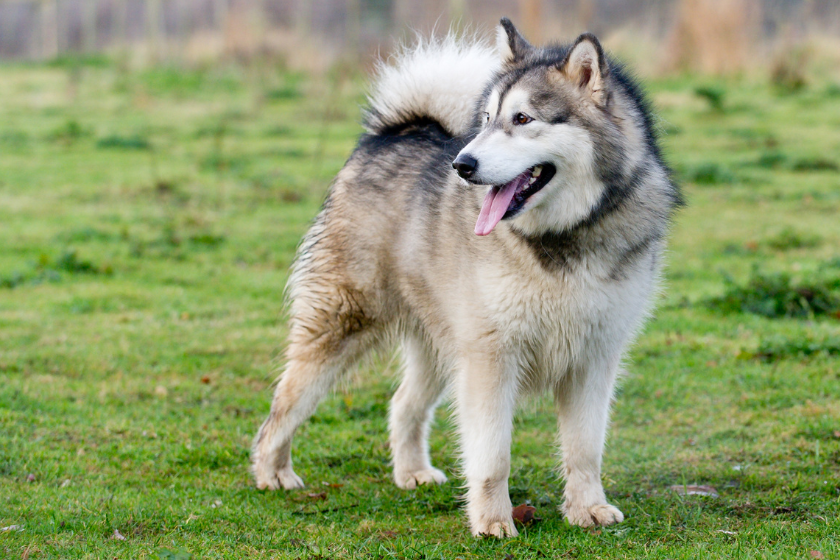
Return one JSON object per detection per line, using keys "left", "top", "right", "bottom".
{"left": 394, "top": 467, "right": 448, "bottom": 490}
{"left": 253, "top": 461, "right": 305, "bottom": 490}
{"left": 563, "top": 502, "right": 624, "bottom": 528}
{"left": 472, "top": 519, "right": 519, "bottom": 538}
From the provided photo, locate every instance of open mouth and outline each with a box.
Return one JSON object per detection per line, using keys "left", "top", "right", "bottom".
{"left": 474, "top": 163, "right": 556, "bottom": 236}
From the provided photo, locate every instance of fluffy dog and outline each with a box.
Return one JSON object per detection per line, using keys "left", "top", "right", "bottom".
{"left": 252, "top": 19, "right": 680, "bottom": 537}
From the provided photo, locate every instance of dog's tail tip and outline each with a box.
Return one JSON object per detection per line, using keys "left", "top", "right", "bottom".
{"left": 363, "top": 34, "right": 499, "bottom": 138}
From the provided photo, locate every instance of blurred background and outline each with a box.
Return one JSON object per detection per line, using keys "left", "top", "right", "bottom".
{"left": 2, "top": 1, "right": 840, "bottom": 557}
{"left": 1, "top": 0, "right": 840, "bottom": 77}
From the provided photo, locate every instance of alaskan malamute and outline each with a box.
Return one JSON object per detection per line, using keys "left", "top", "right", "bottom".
{"left": 252, "top": 18, "right": 681, "bottom": 537}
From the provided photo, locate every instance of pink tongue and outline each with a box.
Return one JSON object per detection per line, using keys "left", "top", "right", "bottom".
{"left": 474, "top": 172, "right": 530, "bottom": 236}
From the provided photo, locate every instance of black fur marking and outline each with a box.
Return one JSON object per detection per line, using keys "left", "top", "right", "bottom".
{"left": 364, "top": 108, "right": 462, "bottom": 138}
{"left": 609, "top": 234, "right": 659, "bottom": 281}
{"left": 371, "top": 115, "right": 454, "bottom": 139}
{"left": 352, "top": 119, "right": 465, "bottom": 237}
{"left": 519, "top": 228, "right": 584, "bottom": 271}
{"left": 514, "top": 163, "right": 651, "bottom": 273}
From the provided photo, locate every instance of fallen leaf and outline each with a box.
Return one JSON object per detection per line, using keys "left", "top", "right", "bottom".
{"left": 810, "top": 551, "right": 824, "bottom": 559}
{"left": 322, "top": 481, "right": 344, "bottom": 488}
{"left": 669, "top": 484, "right": 719, "bottom": 498}
{"left": 112, "top": 529, "right": 126, "bottom": 541}
{"left": 511, "top": 503, "right": 541, "bottom": 525}
{"left": 200, "top": 375, "right": 211, "bottom": 384}
{"left": 307, "top": 492, "right": 327, "bottom": 501}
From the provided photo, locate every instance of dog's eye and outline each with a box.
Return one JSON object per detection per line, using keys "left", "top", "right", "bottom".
{"left": 514, "top": 112, "right": 533, "bottom": 125}
{"left": 483, "top": 112, "right": 490, "bottom": 125}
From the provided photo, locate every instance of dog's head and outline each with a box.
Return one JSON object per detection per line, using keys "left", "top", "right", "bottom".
{"left": 455, "top": 19, "right": 645, "bottom": 237}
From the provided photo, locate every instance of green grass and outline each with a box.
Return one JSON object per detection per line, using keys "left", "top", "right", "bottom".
{"left": 1, "top": 61, "right": 840, "bottom": 559}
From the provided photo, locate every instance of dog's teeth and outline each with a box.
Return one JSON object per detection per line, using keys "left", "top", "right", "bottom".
{"left": 529, "top": 177, "right": 537, "bottom": 185}
{"left": 533, "top": 165, "right": 542, "bottom": 177}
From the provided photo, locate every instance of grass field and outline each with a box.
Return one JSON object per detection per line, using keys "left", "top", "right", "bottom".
{"left": 1, "top": 57, "right": 840, "bottom": 559}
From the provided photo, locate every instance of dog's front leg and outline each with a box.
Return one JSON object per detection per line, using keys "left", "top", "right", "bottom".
{"left": 555, "top": 359, "right": 624, "bottom": 527}
{"left": 455, "top": 352, "right": 519, "bottom": 538}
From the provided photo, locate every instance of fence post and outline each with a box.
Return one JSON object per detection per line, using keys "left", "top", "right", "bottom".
{"left": 215, "top": 0, "right": 227, "bottom": 36}
{"left": 347, "top": 0, "right": 360, "bottom": 58}
{"left": 83, "top": 0, "right": 97, "bottom": 52}
{"left": 520, "top": 0, "right": 541, "bottom": 44}
{"left": 295, "top": 0, "right": 311, "bottom": 37}
{"left": 147, "top": 0, "right": 160, "bottom": 61}
{"left": 41, "top": 0, "right": 61, "bottom": 59}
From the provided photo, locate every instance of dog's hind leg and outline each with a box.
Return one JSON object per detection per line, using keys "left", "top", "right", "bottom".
{"left": 251, "top": 356, "right": 339, "bottom": 490}
{"left": 251, "top": 282, "right": 378, "bottom": 490}
{"left": 389, "top": 334, "right": 448, "bottom": 490}
{"left": 555, "top": 359, "right": 624, "bottom": 527}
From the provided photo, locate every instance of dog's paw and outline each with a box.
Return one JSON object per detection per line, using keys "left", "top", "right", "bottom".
{"left": 253, "top": 463, "right": 305, "bottom": 491}
{"left": 394, "top": 467, "right": 448, "bottom": 490}
{"left": 472, "top": 519, "right": 519, "bottom": 538}
{"left": 563, "top": 502, "right": 624, "bottom": 528}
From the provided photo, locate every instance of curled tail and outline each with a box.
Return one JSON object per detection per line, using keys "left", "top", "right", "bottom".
{"left": 363, "top": 34, "right": 499, "bottom": 138}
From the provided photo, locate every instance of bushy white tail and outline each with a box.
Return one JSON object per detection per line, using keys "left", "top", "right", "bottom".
{"left": 364, "top": 34, "right": 499, "bottom": 137}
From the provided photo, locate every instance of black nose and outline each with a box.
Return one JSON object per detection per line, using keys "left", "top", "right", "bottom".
{"left": 452, "top": 154, "right": 478, "bottom": 179}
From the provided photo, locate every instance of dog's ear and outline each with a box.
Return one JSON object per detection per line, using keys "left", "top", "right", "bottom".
{"left": 561, "top": 33, "right": 609, "bottom": 105}
{"left": 497, "top": 18, "right": 532, "bottom": 65}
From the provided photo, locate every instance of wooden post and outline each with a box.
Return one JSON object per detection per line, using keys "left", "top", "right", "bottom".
{"left": 84, "top": 0, "right": 97, "bottom": 52}
{"left": 295, "top": 0, "right": 311, "bottom": 37}
{"left": 577, "top": 0, "right": 594, "bottom": 32}
{"left": 174, "top": 0, "right": 184, "bottom": 60}
{"left": 520, "top": 0, "right": 541, "bottom": 44}
{"left": 346, "top": 0, "right": 361, "bottom": 59}
{"left": 214, "top": 0, "right": 227, "bottom": 57}
{"left": 40, "top": 0, "right": 60, "bottom": 59}
{"left": 41, "top": 0, "right": 60, "bottom": 60}
{"left": 115, "top": 0, "right": 127, "bottom": 50}
{"left": 147, "top": 0, "right": 160, "bottom": 61}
